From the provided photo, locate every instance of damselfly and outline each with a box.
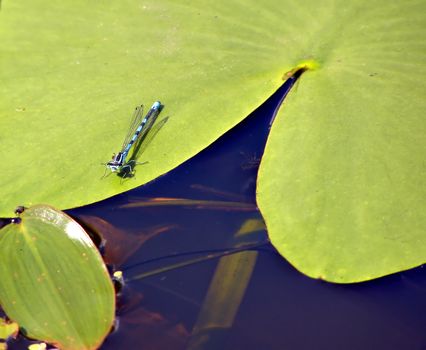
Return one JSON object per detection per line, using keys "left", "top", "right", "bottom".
{"left": 103, "top": 101, "right": 163, "bottom": 176}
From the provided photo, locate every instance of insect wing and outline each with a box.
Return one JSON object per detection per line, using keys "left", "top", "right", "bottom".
{"left": 120, "top": 105, "right": 145, "bottom": 151}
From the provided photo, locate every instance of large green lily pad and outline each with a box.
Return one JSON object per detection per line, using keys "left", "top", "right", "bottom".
{"left": 257, "top": 3, "right": 426, "bottom": 282}
{"left": 0, "top": 0, "right": 295, "bottom": 213}
{"left": 0, "top": 205, "right": 115, "bottom": 349}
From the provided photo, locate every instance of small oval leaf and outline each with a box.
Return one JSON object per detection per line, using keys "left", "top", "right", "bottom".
{"left": 0, "top": 205, "right": 115, "bottom": 350}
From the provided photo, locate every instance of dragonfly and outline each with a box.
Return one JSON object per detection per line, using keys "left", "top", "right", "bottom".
{"left": 104, "top": 101, "right": 163, "bottom": 177}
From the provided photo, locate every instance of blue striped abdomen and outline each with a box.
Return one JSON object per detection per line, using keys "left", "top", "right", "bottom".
{"left": 123, "top": 118, "right": 148, "bottom": 154}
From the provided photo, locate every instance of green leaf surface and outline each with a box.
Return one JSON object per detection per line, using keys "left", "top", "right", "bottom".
{"left": 258, "top": 2, "right": 426, "bottom": 282}
{"left": 0, "top": 0, "right": 296, "bottom": 214}
{"left": 0, "top": 205, "right": 115, "bottom": 350}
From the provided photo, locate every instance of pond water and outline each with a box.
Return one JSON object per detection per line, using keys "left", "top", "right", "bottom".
{"left": 4, "top": 72, "right": 426, "bottom": 350}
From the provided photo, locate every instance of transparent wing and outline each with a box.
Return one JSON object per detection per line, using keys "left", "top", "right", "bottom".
{"left": 120, "top": 105, "right": 144, "bottom": 151}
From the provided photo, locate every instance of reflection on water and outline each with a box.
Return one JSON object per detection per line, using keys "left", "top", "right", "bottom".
{"left": 6, "top": 72, "right": 426, "bottom": 349}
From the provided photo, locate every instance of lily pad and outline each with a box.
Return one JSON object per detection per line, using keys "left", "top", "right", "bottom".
{"left": 257, "top": 3, "right": 426, "bottom": 282}
{"left": 0, "top": 205, "right": 115, "bottom": 349}
{"left": 0, "top": 0, "right": 296, "bottom": 214}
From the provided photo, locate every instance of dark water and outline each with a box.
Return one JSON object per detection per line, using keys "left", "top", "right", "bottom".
{"left": 5, "top": 72, "right": 426, "bottom": 350}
